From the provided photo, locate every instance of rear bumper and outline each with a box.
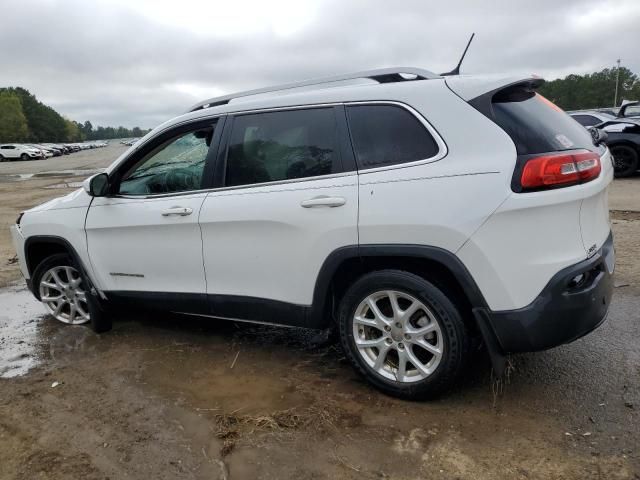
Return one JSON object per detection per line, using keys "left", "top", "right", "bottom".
{"left": 478, "top": 231, "right": 614, "bottom": 353}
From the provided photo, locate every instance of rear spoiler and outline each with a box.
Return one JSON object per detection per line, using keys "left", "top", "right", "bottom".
{"left": 445, "top": 75, "right": 544, "bottom": 102}
{"left": 459, "top": 78, "right": 545, "bottom": 119}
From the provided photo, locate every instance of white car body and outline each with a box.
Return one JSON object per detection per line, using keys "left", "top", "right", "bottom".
{"left": 11, "top": 68, "right": 615, "bottom": 391}
{"left": 0, "top": 144, "right": 43, "bottom": 160}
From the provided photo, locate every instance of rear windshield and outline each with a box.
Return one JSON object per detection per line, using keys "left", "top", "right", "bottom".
{"left": 491, "top": 89, "right": 595, "bottom": 155}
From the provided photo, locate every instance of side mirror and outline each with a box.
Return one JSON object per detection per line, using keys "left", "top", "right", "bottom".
{"left": 84, "top": 172, "right": 110, "bottom": 197}
{"left": 588, "top": 126, "right": 608, "bottom": 146}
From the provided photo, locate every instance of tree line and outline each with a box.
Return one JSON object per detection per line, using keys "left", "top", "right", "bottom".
{"left": 538, "top": 66, "right": 640, "bottom": 111}
{"left": 2, "top": 67, "right": 638, "bottom": 143}
{"left": 0, "top": 87, "right": 150, "bottom": 143}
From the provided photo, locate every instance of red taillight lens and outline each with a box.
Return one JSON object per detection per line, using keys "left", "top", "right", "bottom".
{"left": 520, "top": 150, "right": 601, "bottom": 190}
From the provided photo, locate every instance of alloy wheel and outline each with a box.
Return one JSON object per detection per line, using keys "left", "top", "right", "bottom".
{"left": 38, "top": 265, "right": 90, "bottom": 324}
{"left": 352, "top": 290, "right": 443, "bottom": 383}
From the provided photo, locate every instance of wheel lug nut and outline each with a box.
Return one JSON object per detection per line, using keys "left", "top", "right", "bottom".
{"left": 385, "top": 338, "right": 393, "bottom": 345}
{"left": 359, "top": 329, "right": 364, "bottom": 335}
{"left": 395, "top": 322, "right": 402, "bottom": 328}
{"left": 384, "top": 325, "right": 391, "bottom": 332}
{"left": 398, "top": 343, "right": 405, "bottom": 350}
{"left": 404, "top": 334, "right": 411, "bottom": 340}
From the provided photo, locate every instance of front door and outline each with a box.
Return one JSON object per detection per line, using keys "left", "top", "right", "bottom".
{"left": 199, "top": 106, "right": 358, "bottom": 325}
{"left": 85, "top": 120, "right": 220, "bottom": 298}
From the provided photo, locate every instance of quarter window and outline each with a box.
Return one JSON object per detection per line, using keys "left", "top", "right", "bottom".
{"left": 346, "top": 105, "right": 439, "bottom": 169}
{"left": 225, "top": 108, "right": 340, "bottom": 187}
{"left": 118, "top": 126, "right": 214, "bottom": 195}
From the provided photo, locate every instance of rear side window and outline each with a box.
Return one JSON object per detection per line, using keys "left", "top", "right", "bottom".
{"left": 346, "top": 105, "right": 439, "bottom": 169}
{"left": 225, "top": 108, "right": 339, "bottom": 187}
{"left": 491, "top": 89, "right": 594, "bottom": 155}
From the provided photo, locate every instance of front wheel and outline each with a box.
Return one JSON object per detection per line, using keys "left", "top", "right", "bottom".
{"left": 611, "top": 145, "right": 639, "bottom": 178}
{"left": 33, "top": 253, "right": 112, "bottom": 332}
{"left": 338, "top": 270, "right": 470, "bottom": 399}
{"left": 20, "top": 153, "right": 29, "bottom": 161}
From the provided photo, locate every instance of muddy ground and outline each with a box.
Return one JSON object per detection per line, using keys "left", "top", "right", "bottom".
{"left": 0, "top": 145, "right": 639, "bottom": 479}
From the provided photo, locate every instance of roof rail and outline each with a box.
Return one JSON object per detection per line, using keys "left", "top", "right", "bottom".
{"left": 187, "top": 67, "right": 440, "bottom": 112}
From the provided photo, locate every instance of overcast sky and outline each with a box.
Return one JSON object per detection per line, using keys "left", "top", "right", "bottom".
{"left": 1, "top": 0, "right": 638, "bottom": 128}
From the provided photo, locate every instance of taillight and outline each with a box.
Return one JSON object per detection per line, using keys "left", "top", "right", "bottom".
{"left": 519, "top": 150, "right": 601, "bottom": 191}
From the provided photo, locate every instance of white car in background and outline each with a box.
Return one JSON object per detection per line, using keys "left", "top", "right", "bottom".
{"left": 10, "top": 68, "right": 615, "bottom": 398}
{"left": 0, "top": 144, "right": 44, "bottom": 161}
{"left": 568, "top": 110, "right": 616, "bottom": 128}
{"left": 28, "top": 145, "right": 54, "bottom": 158}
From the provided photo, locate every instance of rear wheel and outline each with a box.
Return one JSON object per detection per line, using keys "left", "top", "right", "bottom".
{"left": 611, "top": 145, "right": 639, "bottom": 178}
{"left": 338, "top": 270, "right": 470, "bottom": 399}
{"left": 33, "top": 253, "right": 112, "bottom": 332}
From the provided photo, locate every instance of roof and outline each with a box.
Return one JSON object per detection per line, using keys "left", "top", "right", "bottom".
{"left": 187, "top": 67, "right": 440, "bottom": 113}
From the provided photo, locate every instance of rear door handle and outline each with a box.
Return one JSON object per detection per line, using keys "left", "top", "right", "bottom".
{"left": 161, "top": 206, "right": 193, "bottom": 216}
{"left": 300, "top": 196, "right": 346, "bottom": 208}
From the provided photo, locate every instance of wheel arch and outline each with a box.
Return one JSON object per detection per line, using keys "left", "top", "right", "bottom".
{"left": 308, "top": 245, "right": 489, "bottom": 331}
{"left": 24, "top": 236, "right": 96, "bottom": 299}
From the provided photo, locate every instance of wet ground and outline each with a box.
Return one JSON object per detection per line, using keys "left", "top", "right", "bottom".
{"left": 0, "top": 146, "right": 639, "bottom": 479}
{"left": 0, "top": 282, "right": 638, "bottom": 479}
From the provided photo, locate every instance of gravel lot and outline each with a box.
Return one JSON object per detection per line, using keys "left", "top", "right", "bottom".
{"left": 0, "top": 144, "right": 639, "bottom": 479}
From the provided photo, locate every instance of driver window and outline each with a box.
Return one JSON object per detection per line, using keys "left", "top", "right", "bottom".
{"left": 119, "top": 125, "right": 214, "bottom": 195}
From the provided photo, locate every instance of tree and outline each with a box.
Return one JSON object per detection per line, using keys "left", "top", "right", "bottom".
{"left": 539, "top": 66, "right": 640, "bottom": 110}
{"left": 4, "top": 87, "right": 68, "bottom": 142}
{"left": 0, "top": 91, "right": 29, "bottom": 141}
{"left": 82, "top": 120, "right": 93, "bottom": 138}
{"left": 64, "top": 118, "right": 83, "bottom": 142}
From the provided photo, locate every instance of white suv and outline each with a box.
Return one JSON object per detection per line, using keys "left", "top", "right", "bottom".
{"left": 10, "top": 68, "right": 615, "bottom": 398}
{"left": 0, "top": 144, "right": 44, "bottom": 161}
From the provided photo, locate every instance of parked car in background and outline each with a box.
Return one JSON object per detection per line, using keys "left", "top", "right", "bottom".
{"left": 0, "top": 144, "right": 44, "bottom": 161}
{"left": 569, "top": 110, "right": 640, "bottom": 177}
{"left": 569, "top": 110, "right": 616, "bottom": 127}
{"left": 616, "top": 100, "right": 640, "bottom": 119}
{"left": 27, "top": 144, "right": 54, "bottom": 158}
{"left": 597, "top": 118, "right": 640, "bottom": 177}
{"left": 41, "top": 144, "right": 64, "bottom": 156}
{"left": 10, "top": 68, "right": 615, "bottom": 398}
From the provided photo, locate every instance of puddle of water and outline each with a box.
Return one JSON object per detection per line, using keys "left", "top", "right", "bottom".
{"left": 0, "top": 284, "right": 48, "bottom": 378}
{"left": 0, "top": 169, "right": 103, "bottom": 183}
{"left": 44, "top": 182, "right": 84, "bottom": 189}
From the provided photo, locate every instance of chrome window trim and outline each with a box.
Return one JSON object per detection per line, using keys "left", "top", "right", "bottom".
{"left": 110, "top": 100, "right": 447, "bottom": 199}
{"left": 344, "top": 101, "right": 448, "bottom": 174}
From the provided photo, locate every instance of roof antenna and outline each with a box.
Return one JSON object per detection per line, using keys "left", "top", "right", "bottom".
{"left": 441, "top": 33, "right": 475, "bottom": 76}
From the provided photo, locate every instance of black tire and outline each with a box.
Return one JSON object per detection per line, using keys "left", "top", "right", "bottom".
{"left": 0, "top": 154, "right": 5, "bottom": 162}
{"left": 338, "top": 270, "right": 470, "bottom": 400}
{"left": 20, "top": 153, "right": 29, "bottom": 161}
{"left": 32, "top": 253, "right": 112, "bottom": 333}
{"left": 611, "top": 144, "right": 639, "bottom": 178}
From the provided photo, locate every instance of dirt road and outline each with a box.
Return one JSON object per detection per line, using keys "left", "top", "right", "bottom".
{"left": 0, "top": 147, "right": 639, "bottom": 479}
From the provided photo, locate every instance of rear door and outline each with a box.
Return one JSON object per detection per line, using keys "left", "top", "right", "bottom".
{"left": 199, "top": 106, "right": 358, "bottom": 324}
{"left": 0, "top": 145, "right": 17, "bottom": 159}
{"left": 86, "top": 118, "right": 222, "bottom": 302}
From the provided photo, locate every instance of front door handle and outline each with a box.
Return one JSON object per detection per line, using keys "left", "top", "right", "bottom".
{"left": 300, "top": 196, "right": 346, "bottom": 208}
{"left": 161, "top": 206, "right": 193, "bottom": 217}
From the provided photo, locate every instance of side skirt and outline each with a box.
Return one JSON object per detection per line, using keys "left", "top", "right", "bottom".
{"left": 106, "top": 291, "right": 311, "bottom": 328}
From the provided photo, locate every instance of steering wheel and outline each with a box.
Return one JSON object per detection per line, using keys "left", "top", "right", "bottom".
{"left": 164, "top": 168, "right": 201, "bottom": 192}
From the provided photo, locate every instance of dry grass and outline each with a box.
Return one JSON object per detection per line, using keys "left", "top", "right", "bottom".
{"left": 213, "top": 405, "right": 340, "bottom": 456}
{"left": 215, "top": 405, "right": 338, "bottom": 434}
